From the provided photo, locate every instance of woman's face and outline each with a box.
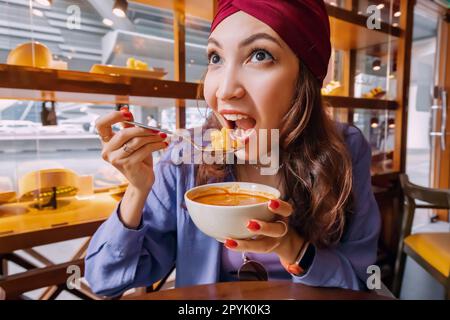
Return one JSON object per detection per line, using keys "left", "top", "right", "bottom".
{"left": 204, "top": 11, "right": 299, "bottom": 161}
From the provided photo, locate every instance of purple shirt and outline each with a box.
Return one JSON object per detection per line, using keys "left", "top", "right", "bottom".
{"left": 85, "top": 123, "right": 381, "bottom": 297}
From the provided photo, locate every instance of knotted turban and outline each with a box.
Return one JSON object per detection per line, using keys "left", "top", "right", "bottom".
{"left": 210, "top": 0, "right": 331, "bottom": 86}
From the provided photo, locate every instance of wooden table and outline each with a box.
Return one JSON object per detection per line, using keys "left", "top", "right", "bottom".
{"left": 0, "top": 193, "right": 117, "bottom": 254}
{"left": 124, "top": 281, "right": 392, "bottom": 300}
{"left": 0, "top": 192, "right": 119, "bottom": 299}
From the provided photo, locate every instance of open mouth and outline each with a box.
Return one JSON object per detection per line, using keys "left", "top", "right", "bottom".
{"left": 220, "top": 111, "right": 256, "bottom": 141}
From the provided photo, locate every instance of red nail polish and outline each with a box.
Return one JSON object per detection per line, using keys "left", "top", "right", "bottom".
{"left": 269, "top": 199, "right": 280, "bottom": 209}
{"left": 159, "top": 132, "right": 167, "bottom": 139}
{"left": 225, "top": 239, "right": 238, "bottom": 248}
{"left": 247, "top": 220, "right": 260, "bottom": 231}
{"left": 164, "top": 141, "right": 169, "bottom": 147}
{"left": 147, "top": 129, "right": 159, "bottom": 133}
{"left": 121, "top": 110, "right": 132, "bottom": 120}
{"left": 288, "top": 264, "right": 301, "bottom": 275}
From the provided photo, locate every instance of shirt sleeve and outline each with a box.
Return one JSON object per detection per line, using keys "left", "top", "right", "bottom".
{"left": 292, "top": 126, "right": 381, "bottom": 290}
{"left": 84, "top": 148, "right": 178, "bottom": 297}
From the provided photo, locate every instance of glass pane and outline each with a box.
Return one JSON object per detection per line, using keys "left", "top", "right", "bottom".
{"left": 353, "top": 43, "right": 398, "bottom": 100}
{"left": 324, "top": 0, "right": 398, "bottom": 100}
{"left": 355, "top": 0, "right": 402, "bottom": 25}
{"left": 352, "top": 108, "right": 396, "bottom": 175}
{"left": 0, "top": 98, "right": 192, "bottom": 201}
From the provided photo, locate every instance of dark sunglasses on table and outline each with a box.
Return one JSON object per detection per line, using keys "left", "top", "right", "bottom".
{"left": 237, "top": 252, "right": 268, "bottom": 281}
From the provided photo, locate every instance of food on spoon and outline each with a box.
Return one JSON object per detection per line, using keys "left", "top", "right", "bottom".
{"left": 210, "top": 128, "right": 242, "bottom": 151}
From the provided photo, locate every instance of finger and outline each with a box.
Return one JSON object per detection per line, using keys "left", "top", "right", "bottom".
{"left": 119, "top": 106, "right": 135, "bottom": 129}
{"left": 109, "top": 140, "right": 168, "bottom": 164}
{"left": 267, "top": 199, "right": 293, "bottom": 217}
{"left": 95, "top": 109, "right": 133, "bottom": 142}
{"left": 106, "top": 133, "right": 166, "bottom": 155}
{"left": 129, "top": 141, "right": 169, "bottom": 164}
{"left": 106, "top": 127, "right": 164, "bottom": 152}
{"left": 224, "top": 237, "right": 281, "bottom": 254}
{"left": 246, "top": 219, "right": 288, "bottom": 238}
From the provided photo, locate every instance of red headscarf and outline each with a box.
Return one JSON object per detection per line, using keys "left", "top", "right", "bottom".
{"left": 210, "top": 0, "right": 331, "bottom": 86}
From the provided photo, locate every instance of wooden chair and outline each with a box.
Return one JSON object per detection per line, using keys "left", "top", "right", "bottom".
{"left": 393, "top": 174, "right": 450, "bottom": 299}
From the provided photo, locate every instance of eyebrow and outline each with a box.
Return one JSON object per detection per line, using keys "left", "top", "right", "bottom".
{"left": 207, "top": 32, "right": 282, "bottom": 49}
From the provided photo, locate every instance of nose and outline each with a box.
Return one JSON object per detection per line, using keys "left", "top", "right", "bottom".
{"left": 216, "top": 65, "right": 245, "bottom": 102}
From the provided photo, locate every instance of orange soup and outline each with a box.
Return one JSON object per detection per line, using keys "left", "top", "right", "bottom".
{"left": 192, "top": 193, "right": 270, "bottom": 206}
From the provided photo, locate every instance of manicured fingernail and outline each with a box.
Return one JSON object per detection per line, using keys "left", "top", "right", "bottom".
{"left": 121, "top": 110, "right": 132, "bottom": 120}
{"left": 269, "top": 199, "right": 280, "bottom": 209}
{"left": 159, "top": 132, "right": 167, "bottom": 139}
{"left": 225, "top": 239, "right": 238, "bottom": 248}
{"left": 288, "top": 264, "right": 301, "bottom": 275}
{"left": 119, "top": 106, "right": 129, "bottom": 112}
{"left": 164, "top": 141, "right": 169, "bottom": 147}
{"left": 247, "top": 220, "right": 260, "bottom": 231}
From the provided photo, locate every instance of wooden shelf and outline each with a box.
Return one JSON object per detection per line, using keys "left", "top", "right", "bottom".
{"left": 327, "top": 5, "right": 401, "bottom": 51}
{"left": 0, "top": 64, "right": 200, "bottom": 105}
{"left": 323, "top": 95, "right": 398, "bottom": 110}
{"left": 0, "top": 65, "right": 398, "bottom": 111}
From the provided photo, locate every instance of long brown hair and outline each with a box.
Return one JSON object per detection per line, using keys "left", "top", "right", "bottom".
{"left": 195, "top": 61, "right": 353, "bottom": 248}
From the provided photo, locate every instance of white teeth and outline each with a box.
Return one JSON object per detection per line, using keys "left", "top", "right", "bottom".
{"left": 222, "top": 114, "right": 249, "bottom": 121}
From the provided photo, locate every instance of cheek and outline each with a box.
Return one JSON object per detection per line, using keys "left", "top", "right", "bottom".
{"left": 203, "top": 72, "right": 218, "bottom": 110}
{"left": 246, "top": 70, "right": 296, "bottom": 128}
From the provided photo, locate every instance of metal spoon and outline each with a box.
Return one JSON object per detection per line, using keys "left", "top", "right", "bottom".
{"left": 122, "top": 120, "right": 243, "bottom": 154}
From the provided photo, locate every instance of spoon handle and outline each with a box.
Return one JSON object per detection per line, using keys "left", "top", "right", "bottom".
{"left": 122, "top": 120, "right": 173, "bottom": 135}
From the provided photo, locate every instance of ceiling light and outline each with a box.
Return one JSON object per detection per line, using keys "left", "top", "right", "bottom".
{"left": 388, "top": 118, "right": 395, "bottom": 129}
{"left": 35, "top": 0, "right": 52, "bottom": 6}
{"left": 102, "top": 18, "right": 114, "bottom": 27}
{"left": 376, "top": 4, "right": 385, "bottom": 10}
{"left": 372, "top": 59, "right": 382, "bottom": 71}
{"left": 113, "top": 0, "right": 128, "bottom": 18}
{"left": 394, "top": 11, "right": 401, "bottom": 17}
{"left": 370, "top": 118, "right": 379, "bottom": 128}
{"left": 32, "top": 9, "right": 44, "bottom": 17}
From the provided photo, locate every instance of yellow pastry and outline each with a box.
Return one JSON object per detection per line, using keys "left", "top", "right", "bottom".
{"left": 135, "top": 60, "right": 148, "bottom": 70}
{"left": 126, "top": 57, "right": 148, "bottom": 70}
{"left": 210, "top": 128, "right": 241, "bottom": 150}
{"left": 126, "top": 57, "right": 135, "bottom": 69}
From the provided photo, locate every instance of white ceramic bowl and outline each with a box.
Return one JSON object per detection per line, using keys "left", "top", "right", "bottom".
{"left": 184, "top": 182, "right": 280, "bottom": 241}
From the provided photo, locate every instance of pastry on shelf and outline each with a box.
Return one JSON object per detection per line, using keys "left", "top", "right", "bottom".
{"left": 7, "top": 42, "right": 52, "bottom": 68}
{"left": 90, "top": 57, "right": 166, "bottom": 79}
{"left": 19, "top": 168, "right": 80, "bottom": 209}
{"left": 321, "top": 80, "right": 342, "bottom": 96}
{"left": 7, "top": 41, "right": 67, "bottom": 70}
{"left": 15, "top": 168, "right": 127, "bottom": 210}
{"left": 126, "top": 57, "right": 148, "bottom": 70}
{"left": 362, "top": 86, "right": 386, "bottom": 99}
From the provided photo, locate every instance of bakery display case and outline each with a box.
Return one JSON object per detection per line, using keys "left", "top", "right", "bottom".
{"left": 0, "top": 0, "right": 414, "bottom": 298}
{"left": 324, "top": 0, "right": 414, "bottom": 286}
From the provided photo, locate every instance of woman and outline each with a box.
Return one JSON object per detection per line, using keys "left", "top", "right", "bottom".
{"left": 86, "top": 0, "right": 380, "bottom": 297}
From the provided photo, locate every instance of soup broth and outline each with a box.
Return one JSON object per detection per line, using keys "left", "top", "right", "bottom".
{"left": 192, "top": 192, "right": 270, "bottom": 206}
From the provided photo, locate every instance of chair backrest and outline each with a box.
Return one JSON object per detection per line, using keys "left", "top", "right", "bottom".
{"left": 399, "top": 174, "right": 450, "bottom": 238}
